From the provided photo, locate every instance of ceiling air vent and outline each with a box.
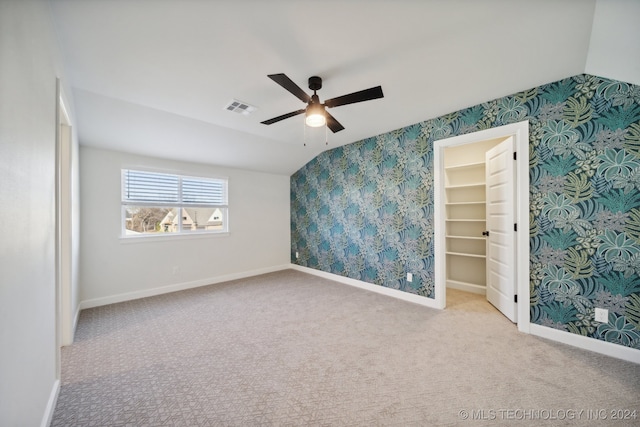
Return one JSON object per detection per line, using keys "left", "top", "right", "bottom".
{"left": 224, "top": 99, "right": 257, "bottom": 115}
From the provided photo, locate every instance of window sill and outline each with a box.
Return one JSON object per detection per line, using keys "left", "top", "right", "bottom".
{"left": 119, "top": 231, "right": 229, "bottom": 244}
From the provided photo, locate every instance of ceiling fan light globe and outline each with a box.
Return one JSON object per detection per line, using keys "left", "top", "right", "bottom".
{"left": 305, "top": 113, "right": 326, "bottom": 127}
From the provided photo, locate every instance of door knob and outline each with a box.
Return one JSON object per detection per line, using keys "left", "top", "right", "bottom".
{"left": 482, "top": 231, "right": 489, "bottom": 236}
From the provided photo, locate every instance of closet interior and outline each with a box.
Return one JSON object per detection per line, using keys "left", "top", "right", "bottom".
{"left": 443, "top": 137, "right": 507, "bottom": 294}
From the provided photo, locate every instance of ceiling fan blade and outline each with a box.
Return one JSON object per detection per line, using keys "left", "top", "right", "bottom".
{"left": 325, "top": 111, "right": 345, "bottom": 133}
{"left": 268, "top": 73, "right": 311, "bottom": 103}
{"left": 261, "top": 109, "right": 306, "bottom": 125}
{"left": 324, "top": 86, "right": 384, "bottom": 109}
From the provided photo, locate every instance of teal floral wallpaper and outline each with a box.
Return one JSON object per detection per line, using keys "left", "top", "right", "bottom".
{"left": 291, "top": 74, "right": 640, "bottom": 349}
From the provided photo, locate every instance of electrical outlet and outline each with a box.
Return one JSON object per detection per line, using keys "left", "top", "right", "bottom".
{"left": 594, "top": 307, "right": 609, "bottom": 323}
{"left": 295, "top": 252, "right": 299, "bottom": 259}
{"left": 407, "top": 273, "right": 413, "bottom": 282}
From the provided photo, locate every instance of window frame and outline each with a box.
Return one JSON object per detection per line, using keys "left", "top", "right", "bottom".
{"left": 121, "top": 168, "right": 229, "bottom": 239}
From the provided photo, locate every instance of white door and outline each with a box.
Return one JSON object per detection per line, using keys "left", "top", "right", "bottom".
{"left": 485, "top": 137, "right": 516, "bottom": 322}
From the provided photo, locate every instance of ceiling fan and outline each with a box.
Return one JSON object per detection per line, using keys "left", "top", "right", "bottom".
{"left": 261, "top": 73, "right": 383, "bottom": 133}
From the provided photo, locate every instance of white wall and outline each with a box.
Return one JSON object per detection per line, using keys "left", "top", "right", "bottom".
{"left": 585, "top": 0, "right": 640, "bottom": 85}
{"left": 79, "top": 147, "right": 291, "bottom": 305}
{"left": 0, "top": 0, "right": 78, "bottom": 425}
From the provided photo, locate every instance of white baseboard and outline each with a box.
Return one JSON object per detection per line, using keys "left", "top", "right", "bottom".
{"left": 530, "top": 323, "right": 640, "bottom": 364}
{"left": 290, "top": 264, "right": 441, "bottom": 309}
{"left": 79, "top": 264, "right": 290, "bottom": 310}
{"left": 40, "top": 379, "right": 60, "bottom": 427}
{"left": 446, "top": 280, "right": 486, "bottom": 295}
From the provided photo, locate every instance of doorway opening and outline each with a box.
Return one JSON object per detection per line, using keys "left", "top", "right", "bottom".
{"left": 433, "top": 121, "right": 530, "bottom": 333}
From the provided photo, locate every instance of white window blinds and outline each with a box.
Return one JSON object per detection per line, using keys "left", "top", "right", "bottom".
{"left": 122, "top": 170, "right": 227, "bottom": 207}
{"left": 182, "top": 177, "right": 226, "bottom": 205}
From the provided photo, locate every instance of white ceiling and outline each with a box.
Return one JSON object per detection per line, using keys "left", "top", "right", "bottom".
{"left": 49, "top": 0, "right": 632, "bottom": 175}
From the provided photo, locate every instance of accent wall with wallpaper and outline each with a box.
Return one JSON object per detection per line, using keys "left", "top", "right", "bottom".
{"left": 291, "top": 74, "right": 640, "bottom": 350}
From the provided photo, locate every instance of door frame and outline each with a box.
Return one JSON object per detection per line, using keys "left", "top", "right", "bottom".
{"left": 433, "top": 120, "right": 530, "bottom": 333}
{"left": 56, "top": 80, "right": 74, "bottom": 358}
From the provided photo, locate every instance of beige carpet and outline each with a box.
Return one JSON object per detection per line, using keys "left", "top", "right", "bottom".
{"left": 52, "top": 269, "right": 640, "bottom": 426}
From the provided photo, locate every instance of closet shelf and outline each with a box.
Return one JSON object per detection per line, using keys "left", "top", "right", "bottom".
{"left": 446, "top": 235, "right": 486, "bottom": 240}
{"left": 444, "top": 161, "right": 485, "bottom": 171}
{"left": 446, "top": 251, "right": 486, "bottom": 259}
{"left": 445, "top": 183, "right": 485, "bottom": 189}
{"left": 445, "top": 201, "right": 485, "bottom": 206}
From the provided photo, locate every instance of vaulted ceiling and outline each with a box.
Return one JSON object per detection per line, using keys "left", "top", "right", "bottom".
{"left": 50, "top": 0, "right": 639, "bottom": 175}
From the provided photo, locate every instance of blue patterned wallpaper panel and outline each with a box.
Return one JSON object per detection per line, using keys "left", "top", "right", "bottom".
{"left": 291, "top": 74, "right": 640, "bottom": 349}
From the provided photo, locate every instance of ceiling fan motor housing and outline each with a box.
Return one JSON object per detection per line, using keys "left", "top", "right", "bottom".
{"left": 308, "top": 76, "right": 322, "bottom": 92}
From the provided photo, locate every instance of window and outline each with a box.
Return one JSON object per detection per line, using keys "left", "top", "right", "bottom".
{"left": 122, "top": 169, "right": 228, "bottom": 237}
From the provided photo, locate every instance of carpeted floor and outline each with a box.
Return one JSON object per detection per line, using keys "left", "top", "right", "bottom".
{"left": 52, "top": 269, "right": 640, "bottom": 426}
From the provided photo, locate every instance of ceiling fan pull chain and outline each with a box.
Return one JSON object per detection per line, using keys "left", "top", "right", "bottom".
{"left": 325, "top": 123, "right": 328, "bottom": 146}
{"left": 303, "top": 118, "right": 307, "bottom": 147}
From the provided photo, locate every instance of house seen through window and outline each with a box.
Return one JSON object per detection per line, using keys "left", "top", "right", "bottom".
{"left": 122, "top": 169, "right": 228, "bottom": 236}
